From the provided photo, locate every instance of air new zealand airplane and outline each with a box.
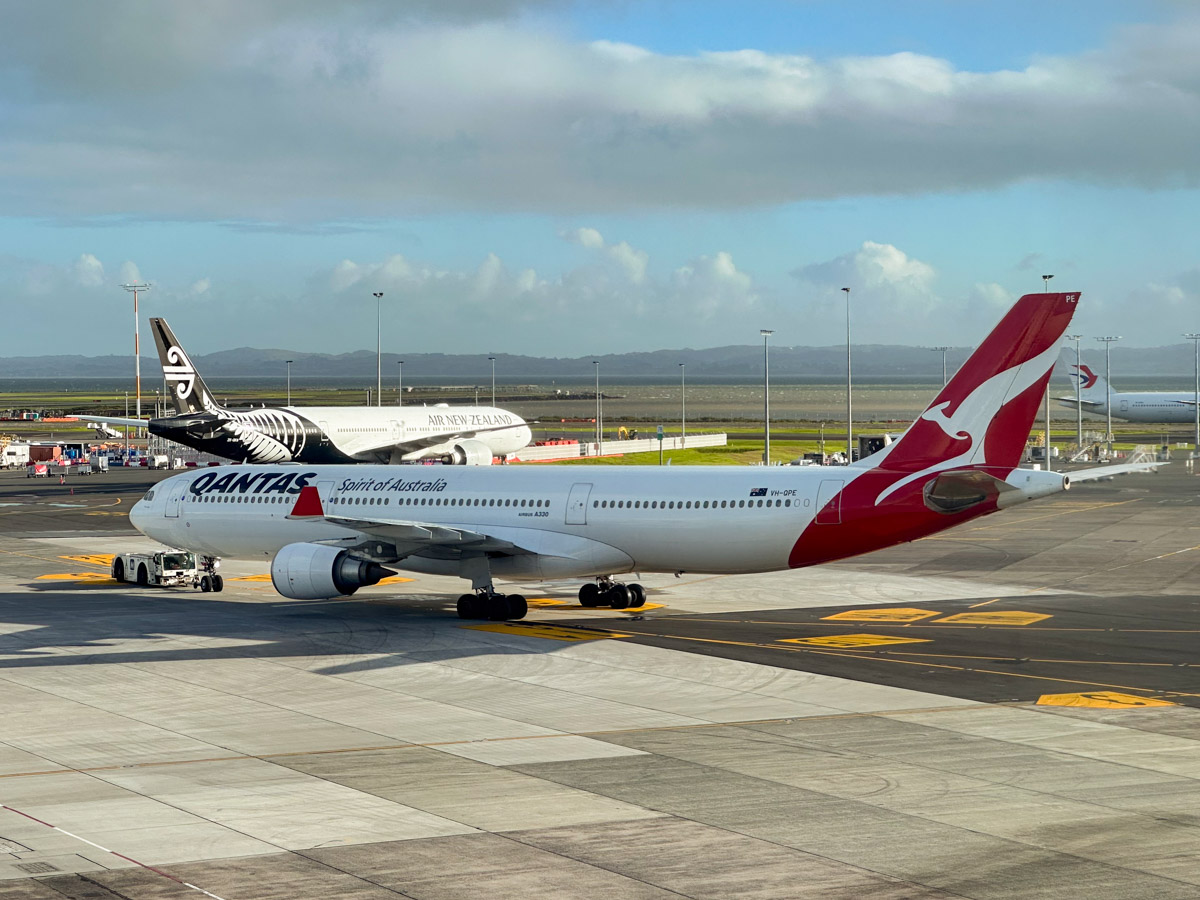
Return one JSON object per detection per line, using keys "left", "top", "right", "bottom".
{"left": 78, "top": 319, "right": 532, "bottom": 466}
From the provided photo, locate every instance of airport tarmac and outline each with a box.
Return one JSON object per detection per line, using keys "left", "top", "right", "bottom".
{"left": 1, "top": 464, "right": 1200, "bottom": 898}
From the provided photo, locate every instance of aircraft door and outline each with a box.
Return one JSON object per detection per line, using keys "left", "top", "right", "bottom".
{"left": 565, "top": 483, "right": 593, "bottom": 525}
{"left": 163, "top": 479, "right": 187, "bottom": 518}
{"left": 815, "top": 479, "right": 844, "bottom": 525}
{"left": 1120, "top": 399, "right": 1129, "bottom": 413}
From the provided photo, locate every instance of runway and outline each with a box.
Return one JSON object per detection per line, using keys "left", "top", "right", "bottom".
{"left": 1, "top": 464, "right": 1200, "bottom": 898}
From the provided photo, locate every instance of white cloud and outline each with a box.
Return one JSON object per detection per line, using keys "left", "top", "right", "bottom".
{"left": 5, "top": 9, "right": 1200, "bottom": 219}
{"left": 73, "top": 253, "right": 104, "bottom": 287}
{"left": 564, "top": 227, "right": 605, "bottom": 249}
{"left": 189, "top": 278, "right": 211, "bottom": 295}
{"left": 118, "top": 261, "right": 143, "bottom": 285}
{"left": 792, "top": 241, "right": 939, "bottom": 320}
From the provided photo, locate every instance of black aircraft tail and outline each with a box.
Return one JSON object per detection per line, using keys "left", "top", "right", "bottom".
{"left": 150, "top": 318, "right": 220, "bottom": 416}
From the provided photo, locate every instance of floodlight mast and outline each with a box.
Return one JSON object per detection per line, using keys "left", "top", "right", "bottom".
{"left": 121, "top": 283, "right": 151, "bottom": 430}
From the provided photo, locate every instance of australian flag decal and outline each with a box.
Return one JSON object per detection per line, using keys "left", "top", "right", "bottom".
{"left": 749, "top": 487, "right": 767, "bottom": 497}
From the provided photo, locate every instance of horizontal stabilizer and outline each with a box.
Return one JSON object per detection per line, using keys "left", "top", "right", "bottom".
{"left": 1069, "top": 461, "right": 1167, "bottom": 482}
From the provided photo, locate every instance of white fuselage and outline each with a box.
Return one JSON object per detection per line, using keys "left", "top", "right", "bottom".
{"left": 133, "top": 464, "right": 839, "bottom": 578}
{"left": 1060, "top": 392, "right": 1199, "bottom": 424}
{"left": 291, "top": 404, "right": 532, "bottom": 460}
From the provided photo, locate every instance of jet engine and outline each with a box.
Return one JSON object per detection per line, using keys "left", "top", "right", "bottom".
{"left": 270, "top": 542, "right": 395, "bottom": 600}
{"left": 449, "top": 439, "right": 494, "bottom": 466}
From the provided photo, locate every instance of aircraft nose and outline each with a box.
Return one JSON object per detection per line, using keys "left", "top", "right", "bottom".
{"left": 128, "top": 498, "right": 150, "bottom": 535}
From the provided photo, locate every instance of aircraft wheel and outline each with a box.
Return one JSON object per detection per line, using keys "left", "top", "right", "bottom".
{"left": 486, "top": 593, "right": 510, "bottom": 621}
{"left": 607, "top": 584, "right": 630, "bottom": 610}
{"left": 579, "top": 582, "right": 601, "bottom": 608}
{"left": 112, "top": 559, "right": 124, "bottom": 582}
{"left": 628, "top": 583, "right": 646, "bottom": 608}
{"left": 199, "top": 575, "right": 212, "bottom": 593}
{"left": 457, "top": 594, "right": 478, "bottom": 619}
{"left": 212, "top": 575, "right": 224, "bottom": 593}
{"left": 507, "top": 594, "right": 528, "bottom": 620}
{"left": 136, "top": 565, "right": 148, "bottom": 587}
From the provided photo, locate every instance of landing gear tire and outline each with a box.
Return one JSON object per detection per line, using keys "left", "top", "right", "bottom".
{"left": 579, "top": 582, "right": 601, "bottom": 608}
{"left": 486, "top": 593, "right": 510, "bottom": 621}
{"left": 506, "top": 594, "right": 528, "bottom": 620}
{"left": 212, "top": 575, "right": 224, "bottom": 593}
{"left": 136, "top": 564, "right": 148, "bottom": 587}
{"left": 628, "top": 583, "right": 646, "bottom": 608}
{"left": 199, "top": 575, "right": 212, "bottom": 593}
{"left": 112, "top": 559, "right": 124, "bottom": 582}
{"left": 457, "top": 594, "right": 479, "bottom": 619}
{"left": 607, "top": 584, "right": 630, "bottom": 610}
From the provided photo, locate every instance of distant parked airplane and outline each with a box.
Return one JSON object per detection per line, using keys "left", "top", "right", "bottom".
{"left": 77, "top": 318, "right": 531, "bottom": 465}
{"left": 1058, "top": 364, "right": 1199, "bottom": 423}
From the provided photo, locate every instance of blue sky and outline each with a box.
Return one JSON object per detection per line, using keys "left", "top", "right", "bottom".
{"left": 1, "top": 1, "right": 1197, "bottom": 358}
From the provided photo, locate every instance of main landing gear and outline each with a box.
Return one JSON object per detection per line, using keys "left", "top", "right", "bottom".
{"left": 457, "top": 588, "right": 528, "bottom": 621}
{"left": 578, "top": 577, "right": 646, "bottom": 610}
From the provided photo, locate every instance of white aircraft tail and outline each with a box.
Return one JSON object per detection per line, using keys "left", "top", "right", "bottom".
{"left": 1067, "top": 362, "right": 1110, "bottom": 398}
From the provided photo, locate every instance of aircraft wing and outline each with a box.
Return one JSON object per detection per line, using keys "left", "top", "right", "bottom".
{"left": 1055, "top": 396, "right": 1103, "bottom": 407}
{"left": 1069, "top": 461, "right": 1167, "bottom": 482}
{"left": 350, "top": 421, "right": 526, "bottom": 458}
{"left": 317, "top": 514, "right": 540, "bottom": 561}
{"left": 73, "top": 413, "right": 151, "bottom": 429}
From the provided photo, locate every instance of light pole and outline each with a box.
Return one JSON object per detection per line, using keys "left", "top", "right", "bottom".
{"left": 842, "top": 287, "right": 852, "bottom": 463}
{"left": 679, "top": 363, "right": 686, "bottom": 449}
{"left": 1185, "top": 334, "right": 1200, "bottom": 456}
{"left": 121, "top": 282, "right": 151, "bottom": 429}
{"left": 1041, "top": 275, "right": 1054, "bottom": 471}
{"left": 1065, "top": 334, "right": 1082, "bottom": 451}
{"left": 930, "top": 346, "right": 950, "bottom": 387}
{"left": 372, "top": 292, "right": 383, "bottom": 407}
{"left": 285, "top": 360, "right": 293, "bottom": 405}
{"left": 760, "top": 329, "right": 773, "bottom": 464}
{"left": 488, "top": 356, "right": 496, "bottom": 407}
{"left": 397, "top": 360, "right": 404, "bottom": 407}
{"left": 593, "top": 360, "right": 602, "bottom": 455}
{"left": 1096, "top": 336, "right": 1121, "bottom": 458}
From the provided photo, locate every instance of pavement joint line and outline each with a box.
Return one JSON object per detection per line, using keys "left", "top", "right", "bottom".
{"left": 926, "top": 498, "right": 1142, "bottom": 535}
{"left": 0, "top": 801, "right": 230, "bottom": 900}
{"left": 0, "top": 705, "right": 984, "bottom": 781}
{"left": 0, "top": 498, "right": 123, "bottom": 520}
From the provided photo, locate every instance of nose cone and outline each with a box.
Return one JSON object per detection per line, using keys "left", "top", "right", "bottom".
{"left": 129, "top": 497, "right": 151, "bottom": 536}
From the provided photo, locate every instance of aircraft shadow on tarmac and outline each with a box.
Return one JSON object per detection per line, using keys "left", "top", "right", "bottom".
{"left": 0, "top": 587, "right": 593, "bottom": 676}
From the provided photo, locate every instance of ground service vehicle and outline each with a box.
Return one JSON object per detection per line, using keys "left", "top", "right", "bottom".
{"left": 111, "top": 550, "right": 223, "bottom": 592}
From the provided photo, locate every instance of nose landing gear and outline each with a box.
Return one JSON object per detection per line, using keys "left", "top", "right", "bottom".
{"left": 579, "top": 577, "right": 646, "bottom": 610}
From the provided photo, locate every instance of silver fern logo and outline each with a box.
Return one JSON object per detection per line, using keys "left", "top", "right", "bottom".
{"left": 163, "top": 345, "right": 197, "bottom": 401}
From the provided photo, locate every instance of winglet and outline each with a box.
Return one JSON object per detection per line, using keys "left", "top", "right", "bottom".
{"left": 288, "top": 485, "right": 325, "bottom": 518}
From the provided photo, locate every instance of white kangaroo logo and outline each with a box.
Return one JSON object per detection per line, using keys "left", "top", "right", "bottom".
{"left": 872, "top": 337, "right": 1063, "bottom": 505}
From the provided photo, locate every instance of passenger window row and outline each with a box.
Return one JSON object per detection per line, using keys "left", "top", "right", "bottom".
{"left": 593, "top": 498, "right": 791, "bottom": 510}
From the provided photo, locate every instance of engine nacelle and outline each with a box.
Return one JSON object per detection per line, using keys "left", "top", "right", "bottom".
{"left": 450, "top": 439, "right": 494, "bottom": 466}
{"left": 270, "top": 542, "right": 395, "bottom": 600}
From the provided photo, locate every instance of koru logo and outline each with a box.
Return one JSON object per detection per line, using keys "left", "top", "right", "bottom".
{"left": 163, "top": 344, "right": 197, "bottom": 400}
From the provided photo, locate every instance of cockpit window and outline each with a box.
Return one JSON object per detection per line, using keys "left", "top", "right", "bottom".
{"left": 144, "top": 490, "right": 155, "bottom": 501}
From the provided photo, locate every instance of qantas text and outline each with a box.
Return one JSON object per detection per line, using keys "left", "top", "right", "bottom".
{"left": 189, "top": 471, "right": 315, "bottom": 496}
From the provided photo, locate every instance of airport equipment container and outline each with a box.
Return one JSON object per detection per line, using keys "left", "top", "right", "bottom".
{"left": 2, "top": 443, "right": 30, "bottom": 468}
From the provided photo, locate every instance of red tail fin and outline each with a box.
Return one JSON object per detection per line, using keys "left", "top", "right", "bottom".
{"left": 288, "top": 485, "right": 324, "bottom": 518}
{"left": 869, "top": 292, "right": 1080, "bottom": 475}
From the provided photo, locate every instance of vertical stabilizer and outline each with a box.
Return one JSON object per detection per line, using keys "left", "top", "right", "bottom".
{"left": 1068, "top": 363, "right": 1108, "bottom": 398}
{"left": 150, "top": 318, "right": 218, "bottom": 416}
{"left": 865, "top": 292, "right": 1080, "bottom": 478}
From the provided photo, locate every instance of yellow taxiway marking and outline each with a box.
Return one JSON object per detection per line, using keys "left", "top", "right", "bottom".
{"left": 59, "top": 554, "right": 115, "bottom": 567}
{"left": 780, "top": 633, "right": 931, "bottom": 649}
{"left": 35, "top": 573, "right": 118, "bottom": 584}
{"left": 932, "top": 611, "right": 1052, "bottom": 626}
{"left": 0, "top": 498, "right": 123, "bottom": 517}
{"left": 1037, "top": 691, "right": 1175, "bottom": 709}
{"left": 821, "top": 608, "right": 938, "bottom": 623}
{"left": 463, "top": 623, "right": 630, "bottom": 642}
{"left": 525, "top": 597, "right": 666, "bottom": 613}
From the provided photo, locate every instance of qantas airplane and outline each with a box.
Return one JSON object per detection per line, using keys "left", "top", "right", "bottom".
{"left": 129, "top": 292, "right": 1153, "bottom": 621}
{"left": 1058, "top": 363, "right": 1199, "bottom": 423}
{"left": 78, "top": 318, "right": 532, "bottom": 465}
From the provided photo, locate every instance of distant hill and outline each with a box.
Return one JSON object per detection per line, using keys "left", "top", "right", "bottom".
{"left": 0, "top": 344, "right": 1193, "bottom": 379}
